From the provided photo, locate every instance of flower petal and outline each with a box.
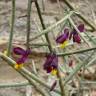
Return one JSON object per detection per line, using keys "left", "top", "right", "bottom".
{"left": 56, "top": 28, "right": 69, "bottom": 43}
{"left": 13, "top": 47, "right": 25, "bottom": 55}
{"left": 72, "top": 24, "right": 85, "bottom": 35}
{"left": 24, "top": 49, "right": 31, "bottom": 56}
{"left": 78, "top": 24, "right": 84, "bottom": 32}
{"left": 51, "top": 69, "right": 57, "bottom": 75}
{"left": 43, "top": 53, "right": 58, "bottom": 73}
{"left": 14, "top": 63, "right": 23, "bottom": 69}
{"left": 73, "top": 34, "right": 81, "bottom": 43}
{"left": 16, "top": 55, "right": 28, "bottom": 64}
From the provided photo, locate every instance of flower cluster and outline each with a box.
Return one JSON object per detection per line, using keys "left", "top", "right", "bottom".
{"left": 56, "top": 24, "right": 84, "bottom": 48}
{"left": 43, "top": 53, "right": 58, "bottom": 75}
{"left": 13, "top": 47, "right": 31, "bottom": 69}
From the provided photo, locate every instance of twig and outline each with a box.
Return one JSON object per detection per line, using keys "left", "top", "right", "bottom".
{"left": 19, "top": 71, "right": 50, "bottom": 96}
{"left": 29, "top": 11, "right": 74, "bottom": 41}
{"left": 7, "top": 0, "right": 15, "bottom": 56}
{"left": 26, "top": 0, "right": 32, "bottom": 49}
{"left": 68, "top": 17, "right": 92, "bottom": 47}
{"left": 63, "top": 54, "right": 96, "bottom": 86}
{"left": 57, "top": 46, "right": 96, "bottom": 56}
{"left": 57, "top": 69, "right": 66, "bottom": 96}
{"left": 0, "top": 52, "right": 61, "bottom": 94}
{"left": 63, "top": 0, "right": 96, "bottom": 31}
{"left": 34, "top": 0, "right": 53, "bottom": 52}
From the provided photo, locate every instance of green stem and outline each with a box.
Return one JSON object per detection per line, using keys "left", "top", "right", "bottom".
{"left": 0, "top": 82, "right": 29, "bottom": 88}
{"left": 20, "top": 71, "right": 50, "bottom": 96}
{"left": 26, "top": 0, "right": 32, "bottom": 49}
{"left": 63, "top": 54, "right": 96, "bottom": 86}
{"left": 0, "top": 52, "right": 61, "bottom": 94}
{"left": 34, "top": 0, "right": 52, "bottom": 52}
{"left": 7, "top": 0, "right": 15, "bottom": 56}
{"left": 68, "top": 17, "right": 91, "bottom": 47}
{"left": 57, "top": 46, "right": 96, "bottom": 56}
{"left": 57, "top": 69, "right": 66, "bottom": 96}
{"left": 63, "top": 0, "right": 96, "bottom": 31}
{"left": 29, "top": 11, "right": 74, "bottom": 41}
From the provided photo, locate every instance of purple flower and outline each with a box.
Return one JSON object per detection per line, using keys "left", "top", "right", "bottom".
{"left": 56, "top": 28, "right": 69, "bottom": 44}
{"left": 13, "top": 47, "right": 25, "bottom": 55}
{"left": 73, "top": 34, "right": 81, "bottom": 43}
{"left": 72, "top": 24, "right": 84, "bottom": 34}
{"left": 13, "top": 47, "right": 31, "bottom": 64}
{"left": 43, "top": 53, "right": 58, "bottom": 73}
{"left": 13, "top": 47, "right": 31, "bottom": 56}
{"left": 16, "top": 55, "right": 28, "bottom": 64}
{"left": 69, "top": 24, "right": 84, "bottom": 43}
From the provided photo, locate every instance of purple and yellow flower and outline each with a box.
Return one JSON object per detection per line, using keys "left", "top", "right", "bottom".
{"left": 43, "top": 53, "right": 58, "bottom": 75}
{"left": 56, "top": 28, "right": 69, "bottom": 48}
{"left": 69, "top": 24, "right": 85, "bottom": 43}
{"left": 13, "top": 47, "right": 31, "bottom": 69}
{"left": 56, "top": 24, "right": 85, "bottom": 47}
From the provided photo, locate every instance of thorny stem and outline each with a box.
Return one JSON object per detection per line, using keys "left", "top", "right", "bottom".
{"left": 0, "top": 82, "right": 29, "bottom": 88}
{"left": 34, "top": 0, "right": 53, "bottom": 52}
{"left": 26, "top": 0, "right": 32, "bottom": 49}
{"left": 7, "top": 0, "right": 15, "bottom": 56}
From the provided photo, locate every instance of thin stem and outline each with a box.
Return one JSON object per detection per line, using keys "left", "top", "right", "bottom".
{"left": 84, "top": 32, "right": 96, "bottom": 45}
{"left": 57, "top": 46, "right": 96, "bottom": 56}
{"left": 26, "top": 0, "right": 32, "bottom": 49}
{"left": 63, "top": 54, "right": 96, "bottom": 86}
{"left": 7, "top": 0, "right": 15, "bottom": 56}
{"left": 68, "top": 17, "right": 92, "bottom": 47}
{"left": 0, "top": 52, "right": 61, "bottom": 94}
{"left": 19, "top": 71, "right": 50, "bottom": 96}
{"left": 29, "top": 11, "right": 74, "bottom": 41}
{"left": 57, "top": 69, "right": 66, "bottom": 96}
{"left": 63, "top": 0, "right": 96, "bottom": 31}
{"left": 0, "top": 81, "right": 29, "bottom": 88}
{"left": 34, "top": 0, "right": 52, "bottom": 52}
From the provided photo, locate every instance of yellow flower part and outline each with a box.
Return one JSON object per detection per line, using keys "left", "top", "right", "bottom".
{"left": 51, "top": 69, "right": 57, "bottom": 75}
{"left": 3, "top": 50, "right": 8, "bottom": 55}
{"left": 14, "top": 63, "right": 23, "bottom": 69}
{"left": 60, "top": 40, "right": 69, "bottom": 48}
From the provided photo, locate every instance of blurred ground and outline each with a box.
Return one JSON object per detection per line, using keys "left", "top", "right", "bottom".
{"left": 0, "top": 0, "right": 96, "bottom": 96}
